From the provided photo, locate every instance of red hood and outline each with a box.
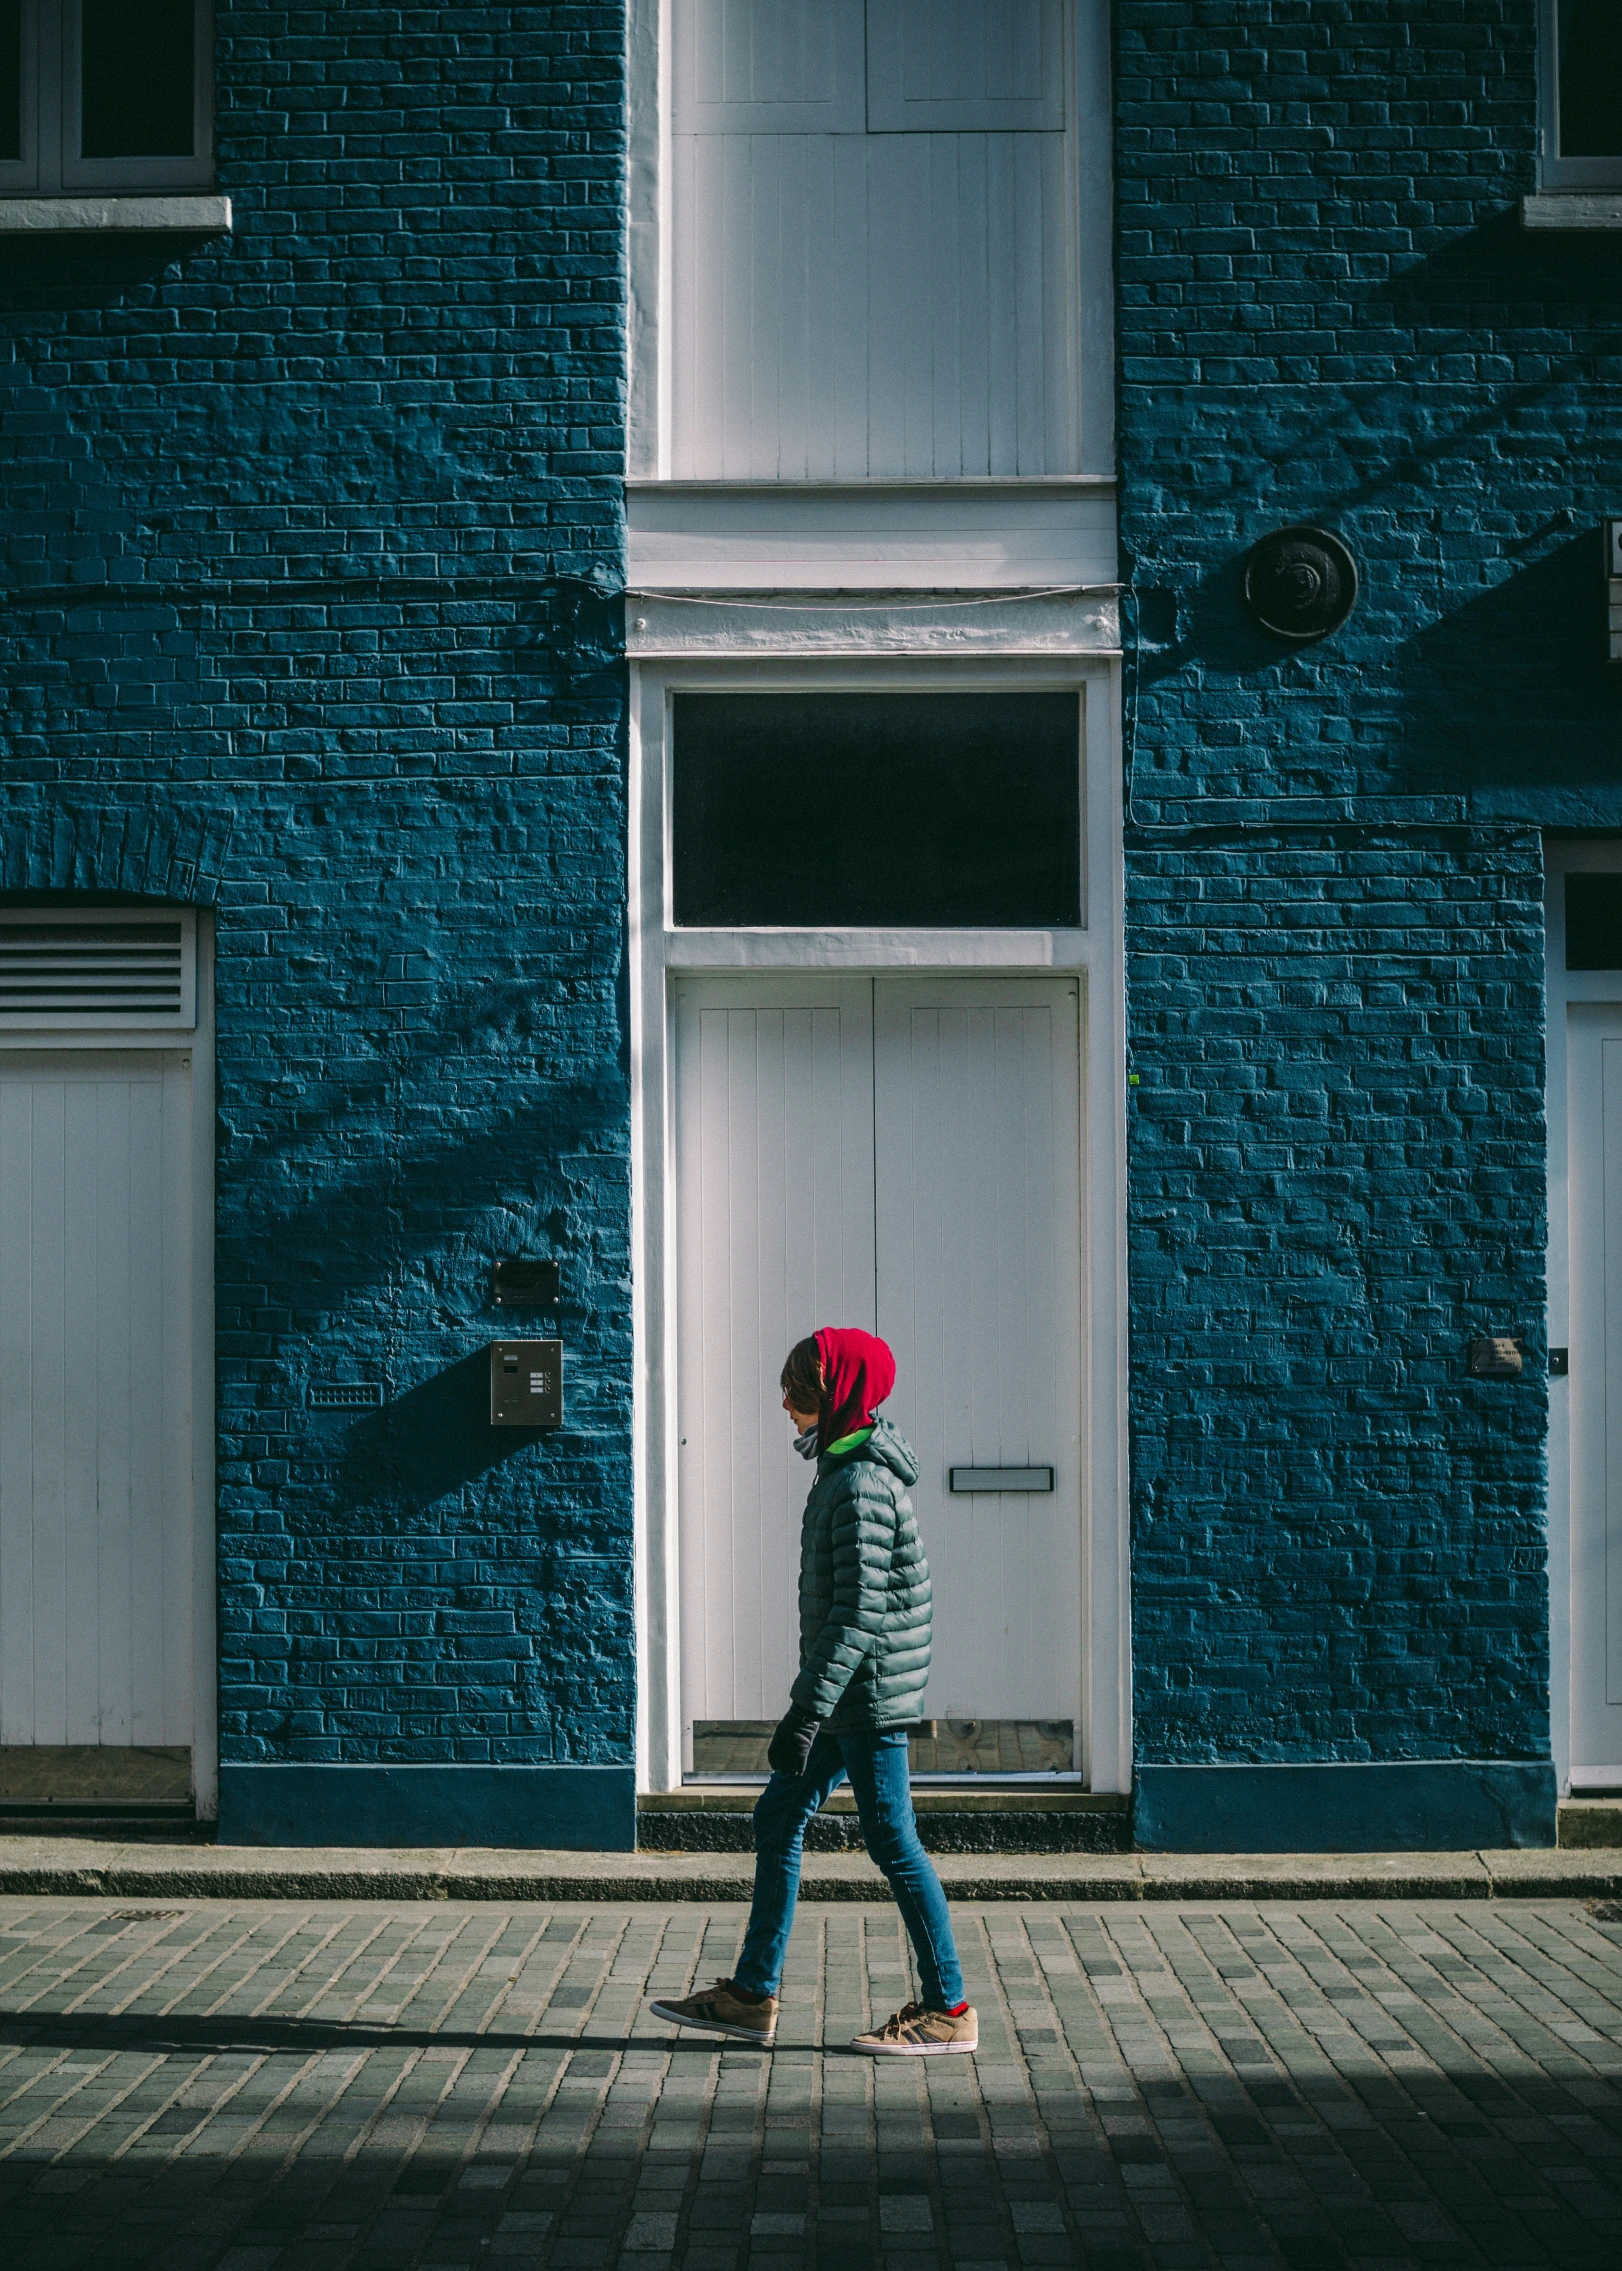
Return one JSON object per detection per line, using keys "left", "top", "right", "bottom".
{"left": 814, "top": 1326, "right": 896, "bottom": 1451}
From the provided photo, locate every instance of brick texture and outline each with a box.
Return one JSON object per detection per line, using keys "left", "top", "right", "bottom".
{"left": 0, "top": 7, "right": 631, "bottom": 1771}
{"left": 1114, "top": 0, "right": 1619, "bottom": 1766}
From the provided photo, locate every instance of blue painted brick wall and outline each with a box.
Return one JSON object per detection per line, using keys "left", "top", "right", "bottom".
{"left": 1117, "top": 0, "right": 1622, "bottom": 1765}
{"left": 0, "top": 6, "right": 632, "bottom": 1773}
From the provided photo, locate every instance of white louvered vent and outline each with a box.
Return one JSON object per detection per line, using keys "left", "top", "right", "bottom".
{"left": 0, "top": 911, "right": 197, "bottom": 1030}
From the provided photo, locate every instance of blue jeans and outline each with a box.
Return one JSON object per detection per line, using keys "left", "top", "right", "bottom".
{"left": 735, "top": 1727, "right": 965, "bottom": 2008}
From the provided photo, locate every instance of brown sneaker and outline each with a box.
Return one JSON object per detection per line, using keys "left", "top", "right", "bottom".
{"left": 648, "top": 1977, "right": 778, "bottom": 2045}
{"left": 851, "top": 2001, "right": 978, "bottom": 2056}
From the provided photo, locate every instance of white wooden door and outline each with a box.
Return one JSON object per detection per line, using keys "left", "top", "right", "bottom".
{"left": 0, "top": 1053, "right": 194, "bottom": 1753}
{"left": 875, "top": 978, "right": 1083, "bottom": 1747}
{"left": 673, "top": 975, "right": 1084, "bottom": 1767}
{"left": 1569, "top": 1005, "right": 1622, "bottom": 1775}
{"left": 673, "top": 978, "right": 877, "bottom": 1737}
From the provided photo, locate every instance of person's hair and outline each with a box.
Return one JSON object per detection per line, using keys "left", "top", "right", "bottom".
{"left": 780, "top": 1336, "right": 823, "bottom": 1414}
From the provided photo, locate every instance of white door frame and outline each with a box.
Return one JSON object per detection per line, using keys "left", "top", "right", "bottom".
{"left": 1546, "top": 837, "right": 1622, "bottom": 1796}
{"left": 0, "top": 915, "right": 217, "bottom": 1816}
{"left": 628, "top": 620, "right": 1129, "bottom": 1795}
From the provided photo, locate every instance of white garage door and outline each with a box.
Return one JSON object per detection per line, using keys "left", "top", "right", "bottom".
{"left": 0, "top": 1052, "right": 195, "bottom": 1759}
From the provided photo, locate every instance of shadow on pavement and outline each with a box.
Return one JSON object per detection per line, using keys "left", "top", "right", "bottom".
{"left": 0, "top": 2011, "right": 746, "bottom": 2057}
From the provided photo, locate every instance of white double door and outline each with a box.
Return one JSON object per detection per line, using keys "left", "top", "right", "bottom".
{"left": 674, "top": 975, "right": 1084, "bottom": 1761}
{"left": 0, "top": 1053, "right": 196, "bottom": 1762}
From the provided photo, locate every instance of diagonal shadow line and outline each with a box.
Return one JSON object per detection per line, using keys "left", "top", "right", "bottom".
{"left": 0, "top": 2012, "right": 738, "bottom": 2057}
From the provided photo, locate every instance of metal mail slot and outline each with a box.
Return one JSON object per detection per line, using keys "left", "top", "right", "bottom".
{"left": 490, "top": 1339, "right": 563, "bottom": 1428}
{"left": 949, "top": 1465, "right": 1054, "bottom": 1493}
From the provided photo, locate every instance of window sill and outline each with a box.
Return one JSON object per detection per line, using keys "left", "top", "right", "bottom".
{"left": 0, "top": 193, "right": 230, "bottom": 234}
{"left": 1522, "top": 191, "right": 1622, "bottom": 231}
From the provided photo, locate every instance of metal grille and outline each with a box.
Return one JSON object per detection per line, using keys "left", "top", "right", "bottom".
{"left": 308, "top": 1383, "right": 385, "bottom": 1410}
{"left": 0, "top": 917, "right": 194, "bottom": 1026}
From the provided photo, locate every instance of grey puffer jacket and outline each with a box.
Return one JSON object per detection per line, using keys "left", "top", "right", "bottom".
{"left": 789, "top": 1416, "right": 931, "bottom": 1733}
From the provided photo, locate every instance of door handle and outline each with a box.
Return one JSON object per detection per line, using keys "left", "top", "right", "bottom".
{"left": 948, "top": 1466, "right": 1054, "bottom": 1493}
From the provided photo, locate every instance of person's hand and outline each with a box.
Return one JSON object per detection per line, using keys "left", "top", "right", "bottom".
{"left": 767, "top": 1703, "right": 821, "bottom": 1778}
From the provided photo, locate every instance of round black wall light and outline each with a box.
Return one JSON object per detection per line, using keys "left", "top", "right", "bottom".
{"left": 1243, "top": 525, "right": 1359, "bottom": 641}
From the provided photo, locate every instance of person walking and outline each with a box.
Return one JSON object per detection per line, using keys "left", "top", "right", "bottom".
{"left": 649, "top": 1326, "right": 977, "bottom": 2055}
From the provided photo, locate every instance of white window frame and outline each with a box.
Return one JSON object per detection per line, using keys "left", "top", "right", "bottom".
{"left": 627, "top": 606, "right": 1130, "bottom": 1802}
{"left": 0, "top": 0, "right": 213, "bottom": 196}
{"left": 1539, "top": 0, "right": 1622, "bottom": 192}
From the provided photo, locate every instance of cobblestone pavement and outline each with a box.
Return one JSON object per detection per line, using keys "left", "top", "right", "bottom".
{"left": 4, "top": 1899, "right": 1622, "bottom": 2270}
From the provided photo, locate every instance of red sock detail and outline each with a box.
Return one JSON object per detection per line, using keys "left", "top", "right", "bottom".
{"left": 947, "top": 2001, "right": 969, "bottom": 2017}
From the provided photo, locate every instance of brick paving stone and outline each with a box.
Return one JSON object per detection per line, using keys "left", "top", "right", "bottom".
{"left": 4, "top": 1901, "right": 1622, "bottom": 2265}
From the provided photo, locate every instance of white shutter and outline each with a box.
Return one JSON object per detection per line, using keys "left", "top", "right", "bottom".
{"left": 671, "top": 0, "right": 1077, "bottom": 477}
{"left": 674, "top": 0, "right": 866, "bottom": 134}
{"left": 0, "top": 911, "right": 197, "bottom": 1031}
{"left": 866, "top": 0, "right": 1066, "bottom": 133}
{"left": 672, "top": 124, "right": 1074, "bottom": 478}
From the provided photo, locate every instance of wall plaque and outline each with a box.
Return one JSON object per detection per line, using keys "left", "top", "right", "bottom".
{"left": 491, "top": 1258, "right": 560, "bottom": 1308}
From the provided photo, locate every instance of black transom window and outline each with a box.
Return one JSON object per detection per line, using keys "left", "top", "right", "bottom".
{"left": 0, "top": 0, "right": 211, "bottom": 192}
{"left": 672, "top": 692, "right": 1082, "bottom": 930}
{"left": 1566, "top": 874, "right": 1622, "bottom": 970}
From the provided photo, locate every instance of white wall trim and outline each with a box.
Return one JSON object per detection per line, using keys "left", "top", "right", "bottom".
{"left": 629, "top": 478, "right": 1118, "bottom": 489}
{"left": 626, "top": 0, "right": 667, "bottom": 476}
{"left": 1522, "top": 192, "right": 1622, "bottom": 230}
{"left": 0, "top": 195, "right": 230, "bottom": 233}
{"left": 666, "top": 928, "right": 1089, "bottom": 971}
{"left": 629, "top": 647, "right": 1130, "bottom": 1796}
{"left": 627, "top": 587, "right": 1120, "bottom": 659}
{"left": 627, "top": 479, "right": 1119, "bottom": 592}
{"left": 1073, "top": 0, "right": 1115, "bottom": 476}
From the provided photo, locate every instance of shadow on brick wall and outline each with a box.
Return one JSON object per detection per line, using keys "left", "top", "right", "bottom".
{"left": 333, "top": 1351, "right": 555, "bottom": 1515}
{"left": 1398, "top": 532, "right": 1622, "bottom": 801}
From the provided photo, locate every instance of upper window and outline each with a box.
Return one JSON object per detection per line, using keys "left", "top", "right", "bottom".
{"left": 0, "top": 0, "right": 212, "bottom": 194}
{"left": 1541, "top": 0, "right": 1622, "bottom": 188}
{"left": 669, "top": 0, "right": 1086, "bottom": 480}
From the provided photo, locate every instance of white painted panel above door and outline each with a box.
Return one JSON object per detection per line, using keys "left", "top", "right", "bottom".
{"left": 625, "top": 479, "right": 1117, "bottom": 592}
{"left": 672, "top": 124, "right": 1075, "bottom": 478}
{"left": 673, "top": 0, "right": 866, "bottom": 133}
{"left": 867, "top": 0, "right": 1065, "bottom": 131}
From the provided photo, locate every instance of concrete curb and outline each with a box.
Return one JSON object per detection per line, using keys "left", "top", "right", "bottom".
{"left": 3, "top": 1838, "right": 1622, "bottom": 1903}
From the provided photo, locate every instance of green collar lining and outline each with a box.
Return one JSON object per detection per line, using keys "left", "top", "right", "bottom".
{"left": 824, "top": 1425, "right": 875, "bottom": 1458}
